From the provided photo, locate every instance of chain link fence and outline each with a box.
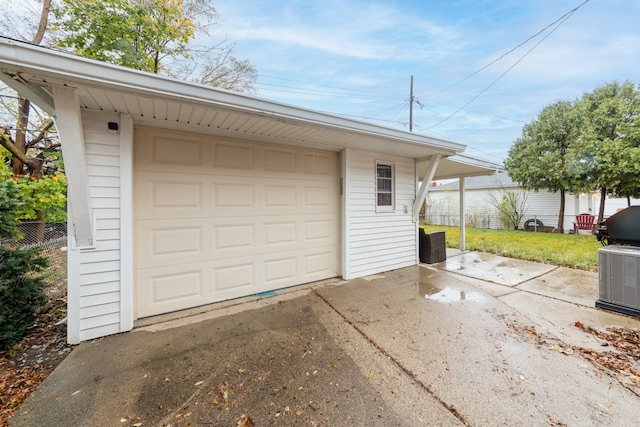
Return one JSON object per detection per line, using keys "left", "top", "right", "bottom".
{"left": 420, "top": 211, "right": 574, "bottom": 233}
{"left": 1, "top": 222, "right": 68, "bottom": 294}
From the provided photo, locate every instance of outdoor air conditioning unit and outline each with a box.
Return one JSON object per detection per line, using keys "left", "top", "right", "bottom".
{"left": 597, "top": 245, "right": 640, "bottom": 317}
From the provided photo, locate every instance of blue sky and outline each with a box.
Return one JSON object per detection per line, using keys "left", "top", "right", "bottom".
{"left": 205, "top": 0, "right": 640, "bottom": 161}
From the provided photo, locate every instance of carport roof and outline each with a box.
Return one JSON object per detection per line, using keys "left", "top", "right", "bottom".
{"left": 422, "top": 154, "right": 502, "bottom": 180}
{"left": 0, "top": 37, "right": 500, "bottom": 179}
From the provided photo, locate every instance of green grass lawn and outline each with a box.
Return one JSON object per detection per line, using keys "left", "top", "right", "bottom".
{"left": 421, "top": 225, "right": 602, "bottom": 271}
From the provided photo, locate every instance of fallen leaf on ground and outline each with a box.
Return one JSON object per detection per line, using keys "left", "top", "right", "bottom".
{"left": 552, "top": 344, "right": 574, "bottom": 355}
{"left": 238, "top": 414, "right": 254, "bottom": 426}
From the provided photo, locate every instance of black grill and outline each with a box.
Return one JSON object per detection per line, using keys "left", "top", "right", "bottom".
{"left": 595, "top": 206, "right": 640, "bottom": 247}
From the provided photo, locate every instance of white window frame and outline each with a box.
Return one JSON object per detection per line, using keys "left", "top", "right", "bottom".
{"left": 375, "top": 161, "right": 395, "bottom": 212}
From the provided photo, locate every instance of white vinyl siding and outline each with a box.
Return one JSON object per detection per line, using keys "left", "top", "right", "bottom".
{"left": 68, "top": 110, "right": 125, "bottom": 342}
{"left": 344, "top": 149, "right": 417, "bottom": 278}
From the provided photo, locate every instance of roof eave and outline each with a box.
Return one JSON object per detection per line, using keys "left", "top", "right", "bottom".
{"left": 0, "top": 37, "right": 465, "bottom": 156}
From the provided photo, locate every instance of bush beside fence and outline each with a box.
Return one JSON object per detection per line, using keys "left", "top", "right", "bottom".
{"left": 1, "top": 222, "right": 67, "bottom": 287}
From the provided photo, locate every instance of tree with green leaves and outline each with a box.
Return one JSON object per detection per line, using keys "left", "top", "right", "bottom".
{"left": 50, "top": 0, "right": 257, "bottom": 91}
{"left": 504, "top": 101, "right": 588, "bottom": 231}
{"left": 51, "top": 0, "right": 196, "bottom": 73}
{"left": 0, "top": 0, "right": 62, "bottom": 241}
{"left": 579, "top": 81, "right": 640, "bottom": 222}
{"left": 1, "top": 0, "right": 257, "bottom": 241}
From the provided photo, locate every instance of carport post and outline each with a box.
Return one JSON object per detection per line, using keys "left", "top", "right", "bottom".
{"left": 459, "top": 177, "right": 466, "bottom": 251}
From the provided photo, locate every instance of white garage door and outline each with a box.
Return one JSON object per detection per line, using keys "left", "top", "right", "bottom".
{"left": 134, "top": 127, "right": 340, "bottom": 318}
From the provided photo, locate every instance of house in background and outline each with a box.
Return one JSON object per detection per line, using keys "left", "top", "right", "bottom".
{"left": 0, "top": 38, "right": 500, "bottom": 344}
{"left": 425, "top": 173, "right": 639, "bottom": 232}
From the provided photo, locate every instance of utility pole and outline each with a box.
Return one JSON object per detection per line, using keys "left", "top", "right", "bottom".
{"left": 409, "top": 75, "right": 414, "bottom": 132}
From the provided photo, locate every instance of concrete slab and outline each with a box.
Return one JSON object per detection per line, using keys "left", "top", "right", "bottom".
{"left": 517, "top": 267, "right": 598, "bottom": 307}
{"left": 12, "top": 289, "right": 461, "bottom": 427}
{"left": 11, "top": 252, "right": 640, "bottom": 427}
{"left": 316, "top": 266, "right": 640, "bottom": 426}
{"left": 498, "top": 289, "right": 640, "bottom": 352}
{"left": 440, "top": 251, "right": 557, "bottom": 286}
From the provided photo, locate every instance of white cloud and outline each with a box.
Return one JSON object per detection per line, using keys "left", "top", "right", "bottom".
{"left": 210, "top": 0, "right": 465, "bottom": 61}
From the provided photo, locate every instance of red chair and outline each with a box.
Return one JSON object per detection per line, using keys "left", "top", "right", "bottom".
{"left": 573, "top": 213, "right": 595, "bottom": 234}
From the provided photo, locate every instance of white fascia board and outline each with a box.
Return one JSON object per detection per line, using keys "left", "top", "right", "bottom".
{"left": 422, "top": 153, "right": 503, "bottom": 181}
{"left": 0, "top": 37, "right": 464, "bottom": 155}
{"left": 449, "top": 154, "right": 504, "bottom": 172}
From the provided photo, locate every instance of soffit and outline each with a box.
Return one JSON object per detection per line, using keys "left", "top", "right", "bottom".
{"left": 0, "top": 38, "right": 465, "bottom": 159}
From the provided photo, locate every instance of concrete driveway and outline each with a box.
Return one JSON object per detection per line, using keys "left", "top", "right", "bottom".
{"left": 12, "top": 250, "right": 640, "bottom": 426}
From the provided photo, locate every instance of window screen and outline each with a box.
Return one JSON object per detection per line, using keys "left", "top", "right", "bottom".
{"left": 376, "top": 163, "right": 393, "bottom": 207}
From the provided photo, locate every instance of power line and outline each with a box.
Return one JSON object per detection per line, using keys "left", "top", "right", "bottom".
{"left": 423, "top": 0, "right": 591, "bottom": 100}
{"left": 425, "top": 0, "right": 590, "bottom": 130}
{"left": 256, "top": 81, "right": 403, "bottom": 101}
{"left": 257, "top": 74, "right": 405, "bottom": 100}
{"left": 417, "top": 98, "right": 527, "bottom": 124}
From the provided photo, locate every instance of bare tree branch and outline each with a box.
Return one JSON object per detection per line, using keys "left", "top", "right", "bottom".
{"left": 26, "top": 120, "right": 54, "bottom": 149}
{"left": 1, "top": 128, "right": 31, "bottom": 166}
{"left": 1, "top": 128, "right": 44, "bottom": 179}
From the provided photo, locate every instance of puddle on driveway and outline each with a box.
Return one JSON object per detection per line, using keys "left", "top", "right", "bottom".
{"left": 418, "top": 282, "right": 488, "bottom": 303}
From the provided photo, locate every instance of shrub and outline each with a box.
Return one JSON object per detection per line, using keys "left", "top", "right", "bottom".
{"left": 489, "top": 189, "right": 529, "bottom": 230}
{"left": 0, "top": 246, "right": 49, "bottom": 351}
{"left": 13, "top": 173, "right": 67, "bottom": 223}
{"left": 0, "top": 175, "right": 19, "bottom": 239}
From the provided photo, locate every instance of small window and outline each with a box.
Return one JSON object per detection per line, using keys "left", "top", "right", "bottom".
{"left": 376, "top": 163, "right": 394, "bottom": 210}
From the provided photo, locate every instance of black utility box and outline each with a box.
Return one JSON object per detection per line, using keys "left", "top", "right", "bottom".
{"left": 419, "top": 229, "right": 446, "bottom": 264}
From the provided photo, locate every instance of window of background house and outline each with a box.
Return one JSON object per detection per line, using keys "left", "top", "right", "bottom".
{"left": 376, "top": 162, "right": 394, "bottom": 210}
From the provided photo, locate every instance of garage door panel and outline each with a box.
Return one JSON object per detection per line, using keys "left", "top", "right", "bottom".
{"left": 214, "top": 183, "right": 255, "bottom": 208}
{"left": 213, "top": 263, "right": 254, "bottom": 291}
{"left": 137, "top": 268, "right": 206, "bottom": 316}
{"left": 264, "top": 257, "right": 297, "bottom": 284}
{"left": 304, "top": 153, "right": 334, "bottom": 175}
{"left": 214, "top": 223, "right": 256, "bottom": 250}
{"left": 263, "top": 184, "right": 297, "bottom": 207}
{"left": 138, "top": 216, "right": 338, "bottom": 269}
{"left": 304, "top": 219, "right": 334, "bottom": 242}
{"left": 304, "top": 186, "right": 332, "bottom": 207}
{"left": 135, "top": 127, "right": 339, "bottom": 318}
{"left": 137, "top": 247, "right": 338, "bottom": 317}
{"left": 136, "top": 172, "right": 208, "bottom": 219}
{"left": 264, "top": 148, "right": 297, "bottom": 172}
{"left": 213, "top": 143, "right": 255, "bottom": 170}
{"left": 136, "top": 219, "right": 209, "bottom": 269}
{"left": 305, "top": 251, "right": 335, "bottom": 275}
{"left": 135, "top": 130, "right": 209, "bottom": 172}
{"left": 263, "top": 221, "right": 297, "bottom": 246}
{"left": 151, "top": 225, "right": 203, "bottom": 256}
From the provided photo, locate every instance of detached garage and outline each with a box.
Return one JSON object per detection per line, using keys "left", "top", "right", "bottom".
{"left": 0, "top": 37, "right": 499, "bottom": 344}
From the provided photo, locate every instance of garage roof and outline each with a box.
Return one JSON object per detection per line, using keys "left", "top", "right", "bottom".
{"left": 0, "top": 37, "right": 500, "bottom": 179}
